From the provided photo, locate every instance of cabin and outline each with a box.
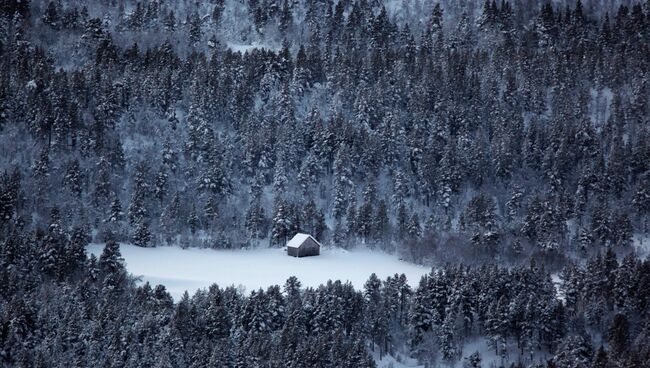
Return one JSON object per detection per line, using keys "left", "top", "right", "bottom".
{"left": 286, "top": 233, "right": 321, "bottom": 257}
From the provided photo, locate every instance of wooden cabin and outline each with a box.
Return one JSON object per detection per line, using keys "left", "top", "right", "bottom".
{"left": 286, "top": 233, "right": 321, "bottom": 257}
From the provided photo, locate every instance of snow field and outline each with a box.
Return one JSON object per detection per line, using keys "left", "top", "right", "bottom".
{"left": 87, "top": 244, "right": 430, "bottom": 300}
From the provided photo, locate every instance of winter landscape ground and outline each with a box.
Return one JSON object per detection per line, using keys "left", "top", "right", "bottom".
{"left": 2, "top": 0, "right": 650, "bottom": 367}
{"left": 87, "top": 243, "right": 430, "bottom": 300}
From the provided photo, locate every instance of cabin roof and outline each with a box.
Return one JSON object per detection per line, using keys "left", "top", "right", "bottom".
{"left": 286, "top": 233, "right": 321, "bottom": 249}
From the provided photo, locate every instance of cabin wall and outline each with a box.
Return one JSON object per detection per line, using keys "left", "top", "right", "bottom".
{"left": 287, "top": 237, "right": 320, "bottom": 257}
{"left": 301, "top": 238, "right": 320, "bottom": 257}
{"left": 287, "top": 247, "right": 299, "bottom": 257}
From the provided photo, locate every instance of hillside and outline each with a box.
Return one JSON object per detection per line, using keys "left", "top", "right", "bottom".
{"left": 0, "top": 0, "right": 649, "bottom": 367}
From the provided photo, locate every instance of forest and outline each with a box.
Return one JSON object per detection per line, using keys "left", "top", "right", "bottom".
{"left": 1, "top": 0, "right": 649, "bottom": 366}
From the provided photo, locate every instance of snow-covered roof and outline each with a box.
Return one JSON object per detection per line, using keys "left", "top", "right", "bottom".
{"left": 286, "top": 233, "right": 321, "bottom": 249}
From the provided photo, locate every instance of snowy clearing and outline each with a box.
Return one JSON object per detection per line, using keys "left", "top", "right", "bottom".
{"left": 226, "top": 42, "right": 273, "bottom": 53}
{"left": 87, "top": 244, "right": 430, "bottom": 300}
{"left": 373, "top": 351, "right": 423, "bottom": 368}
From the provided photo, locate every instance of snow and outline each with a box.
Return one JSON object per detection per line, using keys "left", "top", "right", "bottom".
{"left": 634, "top": 233, "right": 650, "bottom": 257}
{"left": 457, "top": 338, "right": 549, "bottom": 368}
{"left": 226, "top": 42, "right": 272, "bottom": 53}
{"left": 372, "top": 338, "right": 551, "bottom": 368}
{"left": 373, "top": 351, "right": 423, "bottom": 368}
{"left": 286, "top": 233, "right": 319, "bottom": 248}
{"left": 551, "top": 273, "right": 564, "bottom": 301}
{"left": 87, "top": 244, "right": 430, "bottom": 300}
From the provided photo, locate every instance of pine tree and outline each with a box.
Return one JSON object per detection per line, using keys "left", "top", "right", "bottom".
{"left": 591, "top": 198, "right": 612, "bottom": 246}
{"left": 33, "top": 146, "right": 50, "bottom": 196}
{"left": 392, "top": 170, "right": 409, "bottom": 207}
{"left": 333, "top": 145, "right": 352, "bottom": 220}
{"left": 591, "top": 346, "right": 609, "bottom": 368}
{"left": 99, "top": 238, "right": 125, "bottom": 278}
{"left": 505, "top": 185, "right": 524, "bottom": 223}
{"left": 464, "top": 193, "right": 497, "bottom": 231}
{"left": 93, "top": 157, "right": 112, "bottom": 206}
{"left": 357, "top": 201, "right": 373, "bottom": 242}
{"left": 271, "top": 198, "right": 291, "bottom": 247}
{"left": 633, "top": 172, "right": 650, "bottom": 230}
{"left": 162, "top": 138, "right": 178, "bottom": 173}
{"left": 408, "top": 213, "right": 421, "bottom": 239}
{"left": 189, "top": 13, "right": 202, "bottom": 44}
{"left": 552, "top": 335, "right": 593, "bottom": 368}
{"left": 107, "top": 196, "right": 124, "bottom": 224}
{"left": 373, "top": 200, "right": 389, "bottom": 241}
{"left": 205, "top": 195, "right": 219, "bottom": 228}
{"left": 154, "top": 166, "right": 168, "bottom": 204}
{"left": 39, "top": 208, "right": 66, "bottom": 279}
{"left": 63, "top": 159, "right": 82, "bottom": 198}
{"left": 440, "top": 310, "right": 459, "bottom": 362}
{"left": 0, "top": 177, "right": 16, "bottom": 224}
{"left": 606, "top": 134, "right": 627, "bottom": 196}
{"left": 211, "top": 0, "right": 225, "bottom": 25}
{"left": 160, "top": 193, "right": 181, "bottom": 241}
{"left": 279, "top": 0, "right": 292, "bottom": 34}
{"left": 164, "top": 10, "right": 176, "bottom": 32}
{"left": 410, "top": 276, "right": 433, "bottom": 351}
{"left": 364, "top": 273, "right": 389, "bottom": 357}
{"left": 297, "top": 152, "right": 319, "bottom": 197}
{"left": 128, "top": 190, "right": 147, "bottom": 225}
{"left": 188, "top": 205, "right": 199, "bottom": 235}
{"left": 272, "top": 158, "right": 288, "bottom": 197}
{"left": 346, "top": 200, "right": 357, "bottom": 237}
{"left": 198, "top": 146, "right": 230, "bottom": 197}
{"left": 205, "top": 286, "right": 231, "bottom": 339}
{"left": 438, "top": 142, "right": 460, "bottom": 212}
{"left": 612, "top": 212, "right": 632, "bottom": 247}
{"left": 397, "top": 203, "right": 409, "bottom": 238}
{"left": 427, "top": 3, "right": 444, "bottom": 53}
{"left": 485, "top": 296, "right": 509, "bottom": 357}
{"left": 42, "top": 1, "right": 61, "bottom": 29}
{"left": 245, "top": 200, "right": 266, "bottom": 240}
{"left": 66, "top": 226, "right": 89, "bottom": 272}
{"left": 607, "top": 314, "right": 629, "bottom": 355}
{"left": 577, "top": 227, "right": 593, "bottom": 252}
{"left": 133, "top": 220, "right": 152, "bottom": 247}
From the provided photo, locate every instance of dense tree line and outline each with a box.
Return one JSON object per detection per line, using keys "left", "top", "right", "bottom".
{"left": 1, "top": 229, "right": 649, "bottom": 366}
{"left": 1, "top": 0, "right": 650, "bottom": 265}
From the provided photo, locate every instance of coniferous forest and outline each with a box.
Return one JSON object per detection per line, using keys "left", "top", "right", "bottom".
{"left": 1, "top": 0, "right": 650, "bottom": 367}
